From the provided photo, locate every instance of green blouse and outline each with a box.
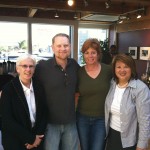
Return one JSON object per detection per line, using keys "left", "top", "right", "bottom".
{"left": 77, "top": 63, "right": 112, "bottom": 117}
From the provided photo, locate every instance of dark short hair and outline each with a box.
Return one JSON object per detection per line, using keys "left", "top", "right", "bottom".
{"left": 110, "top": 45, "right": 117, "bottom": 49}
{"left": 110, "top": 45, "right": 118, "bottom": 55}
{"left": 52, "top": 33, "right": 70, "bottom": 44}
{"left": 112, "top": 53, "right": 138, "bottom": 83}
{"left": 81, "top": 38, "right": 102, "bottom": 61}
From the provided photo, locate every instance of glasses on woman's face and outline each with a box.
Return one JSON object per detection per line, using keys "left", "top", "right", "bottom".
{"left": 19, "top": 65, "right": 35, "bottom": 69}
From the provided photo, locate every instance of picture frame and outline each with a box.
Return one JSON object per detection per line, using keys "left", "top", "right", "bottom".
{"left": 128, "top": 47, "right": 138, "bottom": 59}
{"left": 139, "top": 47, "right": 150, "bottom": 60}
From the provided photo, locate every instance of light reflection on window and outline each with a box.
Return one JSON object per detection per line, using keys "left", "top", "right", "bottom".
{"left": 0, "top": 22, "right": 28, "bottom": 62}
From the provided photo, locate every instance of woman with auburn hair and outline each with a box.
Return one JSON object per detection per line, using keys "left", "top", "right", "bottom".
{"left": 76, "top": 38, "right": 112, "bottom": 150}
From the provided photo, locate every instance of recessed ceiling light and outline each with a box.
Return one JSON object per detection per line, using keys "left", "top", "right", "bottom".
{"left": 67, "top": 0, "right": 74, "bottom": 6}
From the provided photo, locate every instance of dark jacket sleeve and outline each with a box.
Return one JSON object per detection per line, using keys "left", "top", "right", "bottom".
{"left": 1, "top": 84, "right": 36, "bottom": 145}
{"left": 33, "top": 78, "right": 48, "bottom": 135}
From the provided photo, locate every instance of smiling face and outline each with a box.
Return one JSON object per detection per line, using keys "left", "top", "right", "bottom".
{"left": 83, "top": 48, "right": 99, "bottom": 65}
{"left": 115, "top": 61, "right": 131, "bottom": 84}
{"left": 52, "top": 36, "right": 71, "bottom": 61}
{"left": 16, "top": 58, "right": 35, "bottom": 84}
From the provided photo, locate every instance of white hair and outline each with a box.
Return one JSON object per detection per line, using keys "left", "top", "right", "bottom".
{"left": 16, "top": 54, "right": 36, "bottom": 66}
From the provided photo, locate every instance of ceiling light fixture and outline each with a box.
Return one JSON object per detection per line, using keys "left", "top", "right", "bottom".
{"left": 117, "top": 7, "right": 145, "bottom": 24}
{"left": 118, "top": 19, "right": 123, "bottom": 24}
{"left": 105, "top": 0, "right": 111, "bottom": 9}
{"left": 67, "top": 0, "right": 74, "bottom": 6}
{"left": 118, "top": 16, "right": 123, "bottom": 23}
{"left": 84, "top": 0, "right": 88, "bottom": 7}
{"left": 74, "top": 13, "right": 78, "bottom": 19}
{"left": 126, "top": 14, "right": 131, "bottom": 20}
{"left": 137, "top": 13, "right": 142, "bottom": 19}
{"left": 54, "top": 12, "right": 59, "bottom": 18}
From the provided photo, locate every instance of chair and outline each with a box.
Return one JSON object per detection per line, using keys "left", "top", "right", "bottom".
{"left": 0, "top": 74, "right": 14, "bottom": 91}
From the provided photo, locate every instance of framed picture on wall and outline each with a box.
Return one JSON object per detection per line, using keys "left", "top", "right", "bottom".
{"left": 128, "top": 47, "right": 138, "bottom": 59}
{"left": 139, "top": 47, "right": 150, "bottom": 60}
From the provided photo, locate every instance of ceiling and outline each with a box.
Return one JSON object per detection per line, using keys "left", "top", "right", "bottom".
{"left": 0, "top": 0, "right": 149, "bottom": 24}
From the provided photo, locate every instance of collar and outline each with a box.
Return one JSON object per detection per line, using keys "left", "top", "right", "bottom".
{"left": 111, "top": 78, "right": 137, "bottom": 89}
{"left": 19, "top": 78, "right": 33, "bottom": 92}
{"left": 52, "top": 56, "right": 71, "bottom": 68}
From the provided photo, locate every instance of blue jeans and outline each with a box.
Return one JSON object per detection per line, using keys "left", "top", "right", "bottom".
{"left": 77, "top": 113, "right": 106, "bottom": 150}
{"left": 44, "top": 123, "right": 79, "bottom": 150}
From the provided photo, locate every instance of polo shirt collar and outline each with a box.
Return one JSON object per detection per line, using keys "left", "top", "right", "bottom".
{"left": 52, "top": 56, "right": 71, "bottom": 68}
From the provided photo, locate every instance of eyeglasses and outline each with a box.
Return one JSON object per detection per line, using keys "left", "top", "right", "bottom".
{"left": 19, "top": 65, "right": 35, "bottom": 69}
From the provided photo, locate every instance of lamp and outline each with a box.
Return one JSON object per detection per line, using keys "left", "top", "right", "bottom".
{"left": 74, "top": 13, "right": 78, "bottom": 19}
{"left": 126, "top": 14, "right": 131, "bottom": 20}
{"left": 118, "top": 19, "right": 123, "bottom": 24}
{"left": 67, "top": 0, "right": 74, "bottom": 6}
{"left": 54, "top": 12, "right": 59, "bottom": 18}
{"left": 84, "top": 0, "right": 88, "bottom": 7}
{"left": 105, "top": 0, "right": 111, "bottom": 9}
{"left": 137, "top": 12, "right": 142, "bottom": 19}
{"left": 117, "top": 16, "right": 123, "bottom": 23}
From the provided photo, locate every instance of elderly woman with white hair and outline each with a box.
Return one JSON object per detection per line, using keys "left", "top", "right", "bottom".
{"left": 0, "top": 54, "right": 47, "bottom": 150}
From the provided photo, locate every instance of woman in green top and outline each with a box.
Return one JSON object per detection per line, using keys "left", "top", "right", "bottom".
{"left": 76, "top": 38, "right": 112, "bottom": 150}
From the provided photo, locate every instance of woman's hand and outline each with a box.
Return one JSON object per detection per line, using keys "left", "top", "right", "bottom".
{"left": 136, "top": 147, "right": 147, "bottom": 150}
{"left": 0, "top": 91, "right": 2, "bottom": 97}
{"left": 25, "top": 135, "right": 44, "bottom": 149}
{"left": 75, "top": 92, "right": 80, "bottom": 108}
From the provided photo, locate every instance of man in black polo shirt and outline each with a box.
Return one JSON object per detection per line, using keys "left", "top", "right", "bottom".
{"left": 35, "top": 33, "right": 80, "bottom": 150}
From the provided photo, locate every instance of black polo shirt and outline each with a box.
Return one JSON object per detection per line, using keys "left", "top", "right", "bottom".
{"left": 34, "top": 57, "right": 79, "bottom": 124}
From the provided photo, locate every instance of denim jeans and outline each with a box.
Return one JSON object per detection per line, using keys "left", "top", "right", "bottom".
{"left": 44, "top": 123, "right": 79, "bottom": 150}
{"left": 77, "top": 113, "right": 106, "bottom": 150}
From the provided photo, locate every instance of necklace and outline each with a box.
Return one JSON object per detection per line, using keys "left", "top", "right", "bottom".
{"left": 117, "top": 82, "right": 128, "bottom": 88}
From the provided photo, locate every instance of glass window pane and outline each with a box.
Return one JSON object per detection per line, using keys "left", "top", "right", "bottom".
{"left": 78, "top": 28, "right": 108, "bottom": 65}
{"left": 0, "top": 22, "right": 28, "bottom": 62}
{"left": 32, "top": 24, "right": 70, "bottom": 60}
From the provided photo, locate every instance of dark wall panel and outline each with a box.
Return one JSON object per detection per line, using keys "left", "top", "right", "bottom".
{"left": 117, "top": 29, "right": 150, "bottom": 78}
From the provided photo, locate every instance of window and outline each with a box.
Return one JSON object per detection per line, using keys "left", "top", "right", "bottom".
{"left": 32, "top": 24, "right": 70, "bottom": 60}
{"left": 0, "top": 22, "right": 28, "bottom": 62}
{"left": 78, "top": 28, "right": 108, "bottom": 65}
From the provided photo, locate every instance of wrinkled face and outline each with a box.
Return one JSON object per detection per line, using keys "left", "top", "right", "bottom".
{"left": 16, "top": 58, "right": 35, "bottom": 82}
{"left": 83, "top": 48, "right": 99, "bottom": 65}
{"left": 52, "top": 36, "right": 71, "bottom": 60}
{"left": 115, "top": 61, "right": 131, "bottom": 83}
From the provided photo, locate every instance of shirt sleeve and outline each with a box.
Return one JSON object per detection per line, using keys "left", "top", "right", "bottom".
{"left": 136, "top": 83, "right": 150, "bottom": 148}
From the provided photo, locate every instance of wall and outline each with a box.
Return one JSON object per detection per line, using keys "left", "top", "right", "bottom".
{"left": 110, "top": 8, "right": 150, "bottom": 78}
{"left": 109, "top": 24, "right": 117, "bottom": 46}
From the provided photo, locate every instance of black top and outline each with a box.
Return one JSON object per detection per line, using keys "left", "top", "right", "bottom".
{"left": 1, "top": 77, "right": 47, "bottom": 150}
{"left": 34, "top": 57, "right": 80, "bottom": 124}
{"left": 0, "top": 74, "right": 14, "bottom": 91}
